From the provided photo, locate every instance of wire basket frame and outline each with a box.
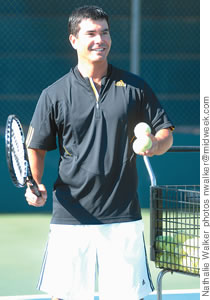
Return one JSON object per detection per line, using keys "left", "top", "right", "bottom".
{"left": 150, "top": 185, "right": 200, "bottom": 276}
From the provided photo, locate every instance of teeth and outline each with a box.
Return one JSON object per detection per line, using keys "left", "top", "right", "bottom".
{"left": 93, "top": 48, "right": 104, "bottom": 52}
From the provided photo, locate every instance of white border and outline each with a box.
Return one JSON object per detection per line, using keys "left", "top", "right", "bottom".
{"left": 0, "top": 290, "right": 200, "bottom": 299}
{"left": 200, "top": 1, "right": 210, "bottom": 300}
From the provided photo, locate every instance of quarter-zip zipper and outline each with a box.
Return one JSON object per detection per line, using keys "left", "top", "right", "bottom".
{"left": 89, "top": 77, "right": 101, "bottom": 118}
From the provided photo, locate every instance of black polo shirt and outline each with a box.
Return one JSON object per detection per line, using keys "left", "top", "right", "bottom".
{"left": 27, "top": 64, "right": 173, "bottom": 225}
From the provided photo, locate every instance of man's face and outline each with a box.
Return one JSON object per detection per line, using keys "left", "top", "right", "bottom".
{"left": 70, "top": 18, "right": 112, "bottom": 64}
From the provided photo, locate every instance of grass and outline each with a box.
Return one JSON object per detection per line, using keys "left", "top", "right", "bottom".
{"left": 0, "top": 214, "right": 50, "bottom": 296}
{"left": 0, "top": 211, "right": 200, "bottom": 296}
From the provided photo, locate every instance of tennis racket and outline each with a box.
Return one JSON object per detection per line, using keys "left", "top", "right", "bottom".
{"left": 5, "top": 115, "right": 41, "bottom": 197}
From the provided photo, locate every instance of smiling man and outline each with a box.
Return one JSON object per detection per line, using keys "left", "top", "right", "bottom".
{"left": 69, "top": 10, "right": 112, "bottom": 91}
{"left": 25, "top": 5, "right": 174, "bottom": 300}
{"left": 70, "top": 18, "right": 111, "bottom": 64}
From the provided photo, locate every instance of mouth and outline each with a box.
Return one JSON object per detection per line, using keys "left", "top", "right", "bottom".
{"left": 91, "top": 46, "right": 106, "bottom": 53}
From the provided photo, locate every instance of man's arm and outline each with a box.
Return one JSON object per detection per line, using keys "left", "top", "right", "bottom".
{"left": 27, "top": 148, "right": 46, "bottom": 183}
{"left": 25, "top": 148, "right": 47, "bottom": 207}
{"left": 140, "top": 128, "right": 173, "bottom": 157}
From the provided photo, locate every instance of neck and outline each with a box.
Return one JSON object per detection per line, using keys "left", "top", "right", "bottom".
{"left": 77, "top": 60, "right": 108, "bottom": 82}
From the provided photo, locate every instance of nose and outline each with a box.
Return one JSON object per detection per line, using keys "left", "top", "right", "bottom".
{"left": 94, "top": 34, "right": 103, "bottom": 43}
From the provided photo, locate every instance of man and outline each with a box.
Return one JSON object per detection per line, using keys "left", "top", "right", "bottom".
{"left": 25, "top": 5, "right": 173, "bottom": 300}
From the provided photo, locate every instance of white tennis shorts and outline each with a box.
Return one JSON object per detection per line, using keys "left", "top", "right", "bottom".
{"left": 37, "top": 220, "right": 154, "bottom": 300}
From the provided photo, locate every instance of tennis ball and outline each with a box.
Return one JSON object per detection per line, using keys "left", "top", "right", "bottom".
{"left": 158, "top": 253, "right": 168, "bottom": 268}
{"left": 173, "top": 232, "right": 189, "bottom": 244}
{"left": 167, "top": 253, "right": 179, "bottom": 269}
{"left": 174, "top": 245, "right": 187, "bottom": 256}
{"left": 133, "top": 136, "right": 152, "bottom": 154}
{"left": 179, "top": 256, "right": 199, "bottom": 273}
{"left": 155, "top": 235, "right": 175, "bottom": 252}
{"left": 191, "top": 257, "right": 200, "bottom": 274}
{"left": 134, "top": 122, "right": 151, "bottom": 138}
{"left": 157, "top": 253, "right": 179, "bottom": 269}
{"left": 178, "top": 256, "right": 188, "bottom": 272}
{"left": 164, "top": 237, "right": 176, "bottom": 252}
{"left": 155, "top": 236, "right": 164, "bottom": 251}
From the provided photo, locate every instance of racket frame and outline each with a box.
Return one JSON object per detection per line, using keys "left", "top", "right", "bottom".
{"left": 5, "top": 115, "right": 41, "bottom": 197}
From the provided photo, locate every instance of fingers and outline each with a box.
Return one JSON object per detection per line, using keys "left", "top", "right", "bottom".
{"left": 137, "top": 134, "right": 158, "bottom": 157}
{"left": 25, "top": 184, "right": 47, "bottom": 207}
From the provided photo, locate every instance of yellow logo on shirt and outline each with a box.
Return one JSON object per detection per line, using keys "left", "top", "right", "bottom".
{"left": 115, "top": 80, "right": 126, "bottom": 87}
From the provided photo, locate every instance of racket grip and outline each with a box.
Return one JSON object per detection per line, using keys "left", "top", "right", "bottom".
{"left": 29, "top": 182, "right": 42, "bottom": 197}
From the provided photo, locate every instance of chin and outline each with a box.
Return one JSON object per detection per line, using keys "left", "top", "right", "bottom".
{"left": 91, "top": 52, "right": 109, "bottom": 61}
{"left": 92, "top": 54, "right": 108, "bottom": 62}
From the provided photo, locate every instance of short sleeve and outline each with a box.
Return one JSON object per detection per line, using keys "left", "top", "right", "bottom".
{"left": 26, "top": 89, "right": 57, "bottom": 151}
{"left": 138, "top": 81, "right": 174, "bottom": 134}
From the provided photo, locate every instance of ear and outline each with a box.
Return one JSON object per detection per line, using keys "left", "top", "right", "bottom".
{"left": 69, "top": 34, "right": 78, "bottom": 50}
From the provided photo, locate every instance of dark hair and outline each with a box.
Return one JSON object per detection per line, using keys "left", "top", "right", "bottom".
{"left": 68, "top": 5, "right": 110, "bottom": 36}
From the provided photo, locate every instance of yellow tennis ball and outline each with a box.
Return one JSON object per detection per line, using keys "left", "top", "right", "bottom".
{"left": 158, "top": 253, "right": 168, "bottom": 268}
{"left": 155, "top": 235, "right": 175, "bottom": 252}
{"left": 179, "top": 256, "right": 199, "bottom": 273}
{"left": 155, "top": 235, "right": 165, "bottom": 251}
{"left": 133, "top": 136, "right": 152, "bottom": 154}
{"left": 173, "top": 232, "right": 189, "bottom": 244}
{"left": 167, "top": 253, "right": 179, "bottom": 269}
{"left": 134, "top": 122, "right": 151, "bottom": 138}
{"left": 174, "top": 245, "right": 187, "bottom": 256}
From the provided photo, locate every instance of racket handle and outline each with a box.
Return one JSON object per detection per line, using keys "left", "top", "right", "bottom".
{"left": 30, "top": 185, "right": 42, "bottom": 197}
{"left": 28, "top": 180, "right": 42, "bottom": 197}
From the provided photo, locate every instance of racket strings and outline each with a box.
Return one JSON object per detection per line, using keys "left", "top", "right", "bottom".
{"left": 10, "top": 121, "right": 27, "bottom": 185}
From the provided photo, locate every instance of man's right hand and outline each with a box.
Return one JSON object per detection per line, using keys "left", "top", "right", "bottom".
{"left": 25, "top": 184, "right": 47, "bottom": 207}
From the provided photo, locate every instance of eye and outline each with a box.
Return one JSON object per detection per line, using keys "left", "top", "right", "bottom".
{"left": 102, "top": 30, "right": 109, "bottom": 35}
{"left": 86, "top": 32, "right": 95, "bottom": 37}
